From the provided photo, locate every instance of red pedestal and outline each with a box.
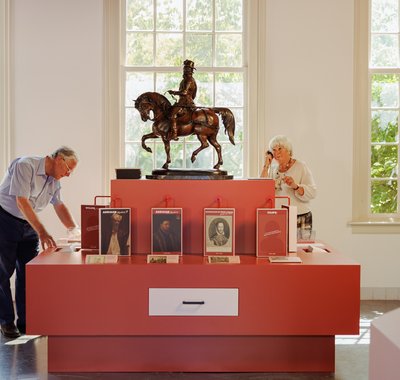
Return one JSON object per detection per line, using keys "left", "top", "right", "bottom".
{"left": 27, "top": 253, "right": 359, "bottom": 372}
{"left": 26, "top": 179, "right": 360, "bottom": 372}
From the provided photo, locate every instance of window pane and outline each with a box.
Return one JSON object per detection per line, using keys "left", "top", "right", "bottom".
{"left": 156, "top": 0, "right": 183, "bottom": 31}
{"left": 215, "top": 73, "right": 243, "bottom": 107}
{"left": 371, "top": 111, "right": 398, "bottom": 143}
{"left": 126, "top": 32, "right": 154, "bottom": 66}
{"left": 371, "top": 180, "right": 398, "bottom": 213}
{"left": 126, "top": 72, "right": 154, "bottom": 106}
{"left": 371, "top": 0, "right": 398, "bottom": 33}
{"left": 216, "top": 0, "right": 242, "bottom": 32}
{"left": 215, "top": 34, "right": 242, "bottom": 67}
{"left": 186, "top": 0, "right": 212, "bottom": 31}
{"left": 185, "top": 142, "right": 213, "bottom": 168}
{"left": 232, "top": 108, "right": 243, "bottom": 142}
{"left": 126, "top": 0, "right": 153, "bottom": 31}
{"left": 195, "top": 72, "right": 213, "bottom": 107}
{"left": 370, "top": 34, "right": 400, "bottom": 67}
{"left": 126, "top": 108, "right": 147, "bottom": 141}
{"left": 371, "top": 144, "right": 398, "bottom": 178}
{"left": 156, "top": 72, "right": 181, "bottom": 95}
{"left": 220, "top": 142, "right": 243, "bottom": 177}
{"left": 371, "top": 74, "right": 399, "bottom": 107}
{"left": 126, "top": 142, "right": 154, "bottom": 173}
{"left": 186, "top": 33, "right": 213, "bottom": 66}
{"left": 155, "top": 142, "right": 184, "bottom": 168}
{"left": 156, "top": 33, "right": 183, "bottom": 66}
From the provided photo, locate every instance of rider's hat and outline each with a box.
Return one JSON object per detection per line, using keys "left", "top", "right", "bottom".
{"left": 183, "top": 59, "right": 196, "bottom": 70}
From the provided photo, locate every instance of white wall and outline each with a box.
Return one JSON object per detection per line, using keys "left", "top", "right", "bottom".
{"left": 265, "top": 0, "right": 400, "bottom": 297}
{"left": 11, "top": 0, "right": 105, "bottom": 238}
{"left": 9, "top": 0, "right": 400, "bottom": 296}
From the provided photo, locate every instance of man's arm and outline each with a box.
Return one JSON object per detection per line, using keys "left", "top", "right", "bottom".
{"left": 16, "top": 196, "right": 56, "bottom": 249}
{"left": 53, "top": 202, "right": 78, "bottom": 230}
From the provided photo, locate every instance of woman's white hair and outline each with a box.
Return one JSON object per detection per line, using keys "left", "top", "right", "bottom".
{"left": 268, "top": 135, "right": 293, "bottom": 156}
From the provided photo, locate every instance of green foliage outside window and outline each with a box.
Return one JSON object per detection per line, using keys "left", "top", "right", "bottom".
{"left": 371, "top": 180, "right": 398, "bottom": 213}
{"left": 370, "top": 73, "right": 399, "bottom": 213}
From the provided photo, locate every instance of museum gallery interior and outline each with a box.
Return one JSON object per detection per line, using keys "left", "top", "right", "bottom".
{"left": 1, "top": 1, "right": 400, "bottom": 379}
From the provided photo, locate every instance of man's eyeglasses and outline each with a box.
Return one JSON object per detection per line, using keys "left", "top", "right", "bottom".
{"left": 62, "top": 158, "right": 73, "bottom": 175}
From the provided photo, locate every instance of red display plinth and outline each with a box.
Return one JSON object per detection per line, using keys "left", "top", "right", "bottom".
{"left": 27, "top": 251, "right": 360, "bottom": 372}
{"left": 26, "top": 179, "right": 360, "bottom": 373}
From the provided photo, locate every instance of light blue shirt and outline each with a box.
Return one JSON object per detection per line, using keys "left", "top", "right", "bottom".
{"left": 0, "top": 156, "right": 62, "bottom": 219}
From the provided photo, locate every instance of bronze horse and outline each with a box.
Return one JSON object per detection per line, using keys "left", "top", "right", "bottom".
{"left": 134, "top": 92, "right": 235, "bottom": 170}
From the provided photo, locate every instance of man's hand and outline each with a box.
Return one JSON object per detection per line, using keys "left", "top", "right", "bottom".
{"left": 38, "top": 230, "right": 57, "bottom": 250}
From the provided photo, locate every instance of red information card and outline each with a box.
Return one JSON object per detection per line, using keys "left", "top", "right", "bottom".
{"left": 256, "top": 208, "right": 288, "bottom": 257}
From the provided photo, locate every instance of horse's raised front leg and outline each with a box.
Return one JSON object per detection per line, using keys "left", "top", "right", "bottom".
{"left": 191, "top": 135, "right": 209, "bottom": 164}
{"left": 162, "top": 137, "right": 171, "bottom": 170}
{"left": 142, "top": 132, "right": 158, "bottom": 153}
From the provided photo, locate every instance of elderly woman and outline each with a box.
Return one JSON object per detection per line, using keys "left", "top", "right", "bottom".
{"left": 260, "top": 135, "right": 317, "bottom": 232}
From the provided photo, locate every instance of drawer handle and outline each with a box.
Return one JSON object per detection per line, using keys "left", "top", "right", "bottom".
{"left": 182, "top": 301, "right": 205, "bottom": 305}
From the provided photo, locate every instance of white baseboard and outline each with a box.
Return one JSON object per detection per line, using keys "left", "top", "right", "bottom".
{"left": 361, "top": 287, "right": 400, "bottom": 300}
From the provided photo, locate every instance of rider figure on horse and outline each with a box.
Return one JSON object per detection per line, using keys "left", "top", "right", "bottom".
{"left": 167, "top": 60, "right": 198, "bottom": 140}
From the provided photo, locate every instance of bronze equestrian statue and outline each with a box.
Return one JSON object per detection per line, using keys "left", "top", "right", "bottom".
{"left": 134, "top": 60, "right": 235, "bottom": 170}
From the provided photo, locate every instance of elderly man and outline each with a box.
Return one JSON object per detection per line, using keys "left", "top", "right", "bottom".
{"left": 0, "top": 146, "right": 79, "bottom": 338}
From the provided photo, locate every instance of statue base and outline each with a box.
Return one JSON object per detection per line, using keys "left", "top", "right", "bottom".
{"left": 146, "top": 168, "right": 233, "bottom": 180}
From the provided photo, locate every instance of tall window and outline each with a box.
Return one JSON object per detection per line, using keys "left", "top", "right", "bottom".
{"left": 123, "top": 0, "right": 244, "bottom": 177}
{"left": 369, "top": 0, "right": 400, "bottom": 215}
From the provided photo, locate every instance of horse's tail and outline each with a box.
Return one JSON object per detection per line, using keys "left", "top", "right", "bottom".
{"left": 213, "top": 108, "right": 235, "bottom": 145}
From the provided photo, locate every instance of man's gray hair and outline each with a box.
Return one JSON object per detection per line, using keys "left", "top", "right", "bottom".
{"left": 268, "top": 135, "right": 293, "bottom": 156}
{"left": 51, "top": 146, "right": 78, "bottom": 161}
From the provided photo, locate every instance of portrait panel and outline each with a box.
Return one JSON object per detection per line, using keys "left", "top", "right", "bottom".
{"left": 151, "top": 208, "right": 183, "bottom": 254}
{"left": 99, "top": 208, "right": 131, "bottom": 255}
{"left": 204, "top": 208, "right": 235, "bottom": 255}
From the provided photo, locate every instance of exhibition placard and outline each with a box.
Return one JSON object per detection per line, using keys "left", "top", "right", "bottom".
{"left": 204, "top": 208, "right": 235, "bottom": 256}
{"left": 99, "top": 208, "right": 131, "bottom": 255}
{"left": 81, "top": 204, "right": 105, "bottom": 249}
{"left": 151, "top": 208, "right": 183, "bottom": 255}
{"left": 256, "top": 208, "right": 288, "bottom": 257}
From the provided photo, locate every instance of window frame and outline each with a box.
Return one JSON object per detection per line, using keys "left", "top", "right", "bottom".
{"left": 351, "top": 0, "right": 400, "bottom": 232}
{"left": 122, "top": 0, "right": 246, "bottom": 176}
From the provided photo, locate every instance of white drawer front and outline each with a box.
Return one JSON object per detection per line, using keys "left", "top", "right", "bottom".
{"left": 149, "top": 288, "right": 238, "bottom": 316}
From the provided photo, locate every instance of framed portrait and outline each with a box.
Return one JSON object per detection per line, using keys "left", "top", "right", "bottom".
{"left": 204, "top": 208, "right": 235, "bottom": 256}
{"left": 99, "top": 208, "right": 131, "bottom": 255}
{"left": 256, "top": 208, "right": 288, "bottom": 257}
{"left": 151, "top": 208, "right": 183, "bottom": 255}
